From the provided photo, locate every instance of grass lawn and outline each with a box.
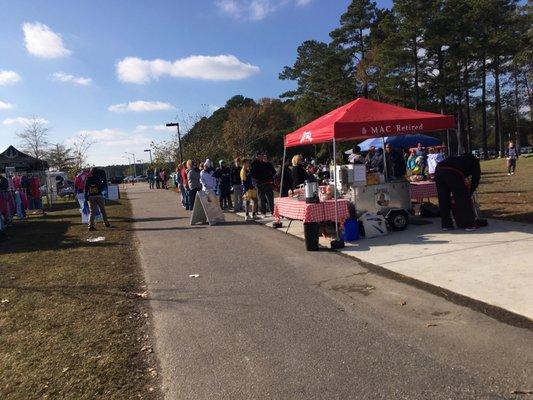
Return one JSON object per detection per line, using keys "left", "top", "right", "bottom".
{"left": 0, "top": 197, "right": 159, "bottom": 399}
{"left": 477, "top": 156, "right": 533, "bottom": 224}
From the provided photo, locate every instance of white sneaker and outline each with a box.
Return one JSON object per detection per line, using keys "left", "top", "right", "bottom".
{"left": 511, "top": 172, "right": 515, "bottom": 175}
{"left": 508, "top": 173, "right": 511, "bottom": 175}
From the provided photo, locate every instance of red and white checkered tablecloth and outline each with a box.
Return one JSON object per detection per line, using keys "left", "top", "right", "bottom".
{"left": 410, "top": 181, "right": 438, "bottom": 201}
{"left": 273, "top": 197, "right": 350, "bottom": 224}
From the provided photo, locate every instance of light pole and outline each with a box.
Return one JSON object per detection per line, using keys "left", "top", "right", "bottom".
{"left": 125, "top": 152, "right": 136, "bottom": 177}
{"left": 144, "top": 148, "right": 153, "bottom": 164}
{"left": 166, "top": 122, "right": 183, "bottom": 164}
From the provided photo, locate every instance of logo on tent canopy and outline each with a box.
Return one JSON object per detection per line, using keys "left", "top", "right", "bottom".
{"left": 300, "top": 130, "right": 313, "bottom": 143}
{"left": 361, "top": 127, "right": 367, "bottom": 135}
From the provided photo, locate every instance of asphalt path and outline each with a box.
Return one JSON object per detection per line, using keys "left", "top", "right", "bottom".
{"left": 127, "top": 184, "right": 532, "bottom": 400}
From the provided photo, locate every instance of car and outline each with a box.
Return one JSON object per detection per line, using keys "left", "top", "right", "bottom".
{"left": 109, "top": 176, "right": 124, "bottom": 184}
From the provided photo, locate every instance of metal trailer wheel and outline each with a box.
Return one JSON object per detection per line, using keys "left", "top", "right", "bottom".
{"left": 387, "top": 210, "right": 409, "bottom": 231}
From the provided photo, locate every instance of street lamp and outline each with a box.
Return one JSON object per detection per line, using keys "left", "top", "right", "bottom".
{"left": 125, "top": 152, "right": 136, "bottom": 177}
{"left": 144, "top": 149, "right": 153, "bottom": 164}
{"left": 165, "top": 122, "right": 183, "bottom": 163}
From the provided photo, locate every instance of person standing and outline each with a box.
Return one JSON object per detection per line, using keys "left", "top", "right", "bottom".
{"left": 180, "top": 163, "right": 190, "bottom": 209}
{"left": 147, "top": 167, "right": 155, "bottom": 189}
{"left": 230, "top": 157, "right": 243, "bottom": 211}
{"left": 186, "top": 160, "right": 201, "bottom": 209}
{"left": 415, "top": 142, "right": 427, "bottom": 175}
{"left": 214, "top": 160, "right": 232, "bottom": 209}
{"left": 175, "top": 165, "right": 187, "bottom": 209}
{"left": 84, "top": 167, "right": 110, "bottom": 231}
{"left": 251, "top": 152, "right": 276, "bottom": 217}
{"left": 435, "top": 154, "right": 481, "bottom": 231}
{"left": 155, "top": 168, "right": 161, "bottom": 189}
{"left": 200, "top": 159, "right": 217, "bottom": 192}
{"left": 384, "top": 144, "right": 406, "bottom": 180}
{"left": 505, "top": 141, "right": 519, "bottom": 175}
{"left": 241, "top": 159, "right": 258, "bottom": 221}
{"left": 291, "top": 154, "right": 308, "bottom": 189}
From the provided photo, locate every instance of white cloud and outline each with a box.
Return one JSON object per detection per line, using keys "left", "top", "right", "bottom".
{"left": 2, "top": 117, "right": 49, "bottom": 126}
{"left": 108, "top": 101, "right": 175, "bottom": 113}
{"left": 77, "top": 128, "right": 123, "bottom": 141}
{"left": 135, "top": 124, "right": 173, "bottom": 131}
{"left": 0, "top": 70, "right": 22, "bottom": 86}
{"left": 116, "top": 55, "right": 260, "bottom": 84}
{"left": 22, "top": 22, "right": 70, "bottom": 58}
{"left": 0, "top": 101, "right": 14, "bottom": 110}
{"left": 216, "top": 0, "right": 311, "bottom": 20}
{"left": 51, "top": 71, "right": 92, "bottom": 86}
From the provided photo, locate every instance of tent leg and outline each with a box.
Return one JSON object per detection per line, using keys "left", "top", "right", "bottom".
{"left": 331, "top": 138, "right": 343, "bottom": 249}
{"left": 279, "top": 145, "right": 287, "bottom": 198}
{"left": 273, "top": 145, "right": 287, "bottom": 229}
{"left": 382, "top": 136, "right": 388, "bottom": 182}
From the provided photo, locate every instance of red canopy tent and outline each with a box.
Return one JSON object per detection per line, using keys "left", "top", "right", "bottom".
{"left": 284, "top": 98, "right": 455, "bottom": 147}
{"left": 280, "top": 98, "right": 456, "bottom": 247}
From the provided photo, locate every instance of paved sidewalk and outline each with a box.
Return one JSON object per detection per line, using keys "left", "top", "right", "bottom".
{"left": 125, "top": 185, "right": 533, "bottom": 399}
{"left": 244, "top": 211, "right": 533, "bottom": 321}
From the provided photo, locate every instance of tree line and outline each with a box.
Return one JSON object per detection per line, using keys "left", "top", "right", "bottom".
{"left": 159, "top": 0, "right": 531, "bottom": 164}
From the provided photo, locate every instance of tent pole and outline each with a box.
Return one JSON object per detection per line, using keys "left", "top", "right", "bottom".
{"left": 279, "top": 145, "right": 287, "bottom": 198}
{"left": 382, "top": 136, "right": 388, "bottom": 182}
{"left": 333, "top": 138, "right": 339, "bottom": 239}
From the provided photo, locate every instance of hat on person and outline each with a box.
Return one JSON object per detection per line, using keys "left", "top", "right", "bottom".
{"left": 204, "top": 159, "right": 212, "bottom": 168}
{"left": 219, "top": 159, "right": 225, "bottom": 166}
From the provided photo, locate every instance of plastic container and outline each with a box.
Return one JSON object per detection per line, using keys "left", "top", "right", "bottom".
{"left": 303, "top": 222, "right": 320, "bottom": 251}
{"left": 341, "top": 218, "right": 359, "bottom": 241}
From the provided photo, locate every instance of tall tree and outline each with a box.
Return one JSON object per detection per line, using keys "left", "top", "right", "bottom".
{"left": 330, "top": 0, "right": 378, "bottom": 98}
{"left": 46, "top": 143, "right": 75, "bottom": 171}
{"left": 16, "top": 116, "right": 49, "bottom": 159}
{"left": 280, "top": 40, "right": 355, "bottom": 124}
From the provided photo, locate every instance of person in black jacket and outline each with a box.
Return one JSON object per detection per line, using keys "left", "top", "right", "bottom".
{"left": 250, "top": 151, "right": 276, "bottom": 216}
{"left": 291, "top": 154, "right": 308, "bottom": 189}
{"left": 383, "top": 144, "right": 406, "bottom": 180}
{"left": 84, "top": 167, "right": 110, "bottom": 231}
{"left": 213, "top": 160, "right": 232, "bottom": 210}
{"left": 435, "top": 154, "right": 481, "bottom": 231}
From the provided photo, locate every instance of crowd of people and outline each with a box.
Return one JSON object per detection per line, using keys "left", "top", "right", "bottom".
{"left": 169, "top": 152, "right": 278, "bottom": 221}
{"left": 146, "top": 168, "right": 170, "bottom": 190}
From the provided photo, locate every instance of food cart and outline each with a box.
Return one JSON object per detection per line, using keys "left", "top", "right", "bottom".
{"left": 279, "top": 98, "right": 456, "bottom": 245}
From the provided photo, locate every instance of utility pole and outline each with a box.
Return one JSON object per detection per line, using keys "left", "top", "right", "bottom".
{"left": 125, "top": 152, "right": 136, "bottom": 177}
{"left": 144, "top": 148, "right": 153, "bottom": 164}
{"left": 166, "top": 122, "right": 183, "bottom": 164}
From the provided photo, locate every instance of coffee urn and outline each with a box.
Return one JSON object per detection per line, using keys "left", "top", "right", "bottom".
{"left": 304, "top": 179, "right": 319, "bottom": 204}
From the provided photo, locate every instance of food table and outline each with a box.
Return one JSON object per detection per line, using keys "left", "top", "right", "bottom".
{"left": 273, "top": 197, "right": 350, "bottom": 250}
{"left": 274, "top": 197, "right": 350, "bottom": 224}
{"left": 410, "top": 181, "right": 438, "bottom": 203}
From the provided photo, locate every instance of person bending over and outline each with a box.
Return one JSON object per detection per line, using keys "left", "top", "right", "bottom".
{"left": 435, "top": 154, "right": 481, "bottom": 231}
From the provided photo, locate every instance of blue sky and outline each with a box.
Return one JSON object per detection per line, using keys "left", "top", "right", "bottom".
{"left": 0, "top": 0, "right": 392, "bottom": 166}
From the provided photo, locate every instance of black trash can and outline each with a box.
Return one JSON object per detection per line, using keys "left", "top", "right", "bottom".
{"left": 303, "top": 222, "right": 320, "bottom": 251}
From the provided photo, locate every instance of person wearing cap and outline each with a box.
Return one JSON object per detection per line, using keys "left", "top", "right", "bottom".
{"left": 200, "top": 159, "right": 217, "bottom": 192}
{"left": 251, "top": 151, "right": 276, "bottom": 217}
{"left": 213, "top": 159, "right": 233, "bottom": 209}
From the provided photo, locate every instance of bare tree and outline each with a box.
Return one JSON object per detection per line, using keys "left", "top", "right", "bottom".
{"left": 16, "top": 116, "right": 50, "bottom": 159}
{"left": 70, "top": 132, "right": 95, "bottom": 171}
